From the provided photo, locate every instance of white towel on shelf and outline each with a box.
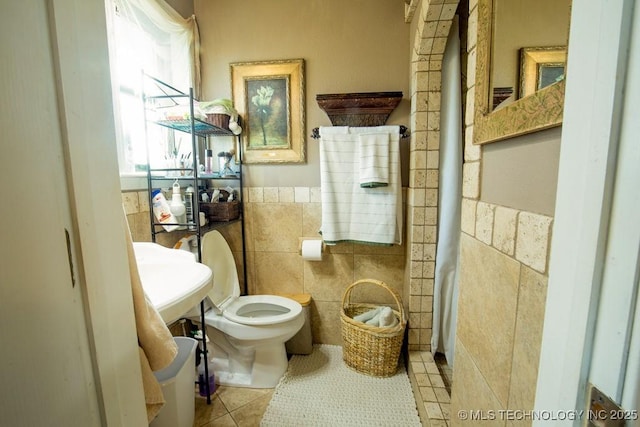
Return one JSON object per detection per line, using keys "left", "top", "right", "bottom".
{"left": 358, "top": 132, "right": 390, "bottom": 188}
{"left": 319, "top": 125, "right": 402, "bottom": 245}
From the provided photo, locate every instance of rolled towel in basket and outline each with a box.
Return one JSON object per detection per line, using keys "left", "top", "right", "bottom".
{"left": 365, "top": 312, "right": 382, "bottom": 326}
{"left": 357, "top": 306, "right": 398, "bottom": 327}
{"left": 378, "top": 306, "right": 399, "bottom": 328}
{"left": 353, "top": 306, "right": 382, "bottom": 323}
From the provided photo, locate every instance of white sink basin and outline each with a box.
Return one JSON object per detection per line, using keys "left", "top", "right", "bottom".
{"left": 133, "top": 242, "right": 212, "bottom": 324}
{"left": 133, "top": 242, "right": 197, "bottom": 264}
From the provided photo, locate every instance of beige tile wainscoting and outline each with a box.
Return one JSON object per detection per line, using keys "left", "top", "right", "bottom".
{"left": 452, "top": 199, "right": 552, "bottom": 426}
{"left": 124, "top": 187, "right": 413, "bottom": 347}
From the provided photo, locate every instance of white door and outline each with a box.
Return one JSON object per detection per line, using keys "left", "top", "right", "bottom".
{"left": 534, "top": 0, "right": 640, "bottom": 424}
{"left": 0, "top": 2, "right": 101, "bottom": 425}
{"left": 0, "top": 1, "right": 147, "bottom": 425}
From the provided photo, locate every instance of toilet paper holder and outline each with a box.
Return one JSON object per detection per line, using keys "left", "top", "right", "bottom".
{"left": 298, "top": 238, "right": 326, "bottom": 257}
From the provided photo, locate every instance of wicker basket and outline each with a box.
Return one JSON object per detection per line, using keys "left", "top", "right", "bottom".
{"left": 205, "top": 113, "right": 230, "bottom": 130}
{"left": 340, "top": 279, "right": 406, "bottom": 377}
{"left": 200, "top": 200, "right": 240, "bottom": 222}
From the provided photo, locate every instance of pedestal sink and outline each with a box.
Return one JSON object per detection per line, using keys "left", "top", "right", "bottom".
{"left": 133, "top": 242, "right": 212, "bottom": 325}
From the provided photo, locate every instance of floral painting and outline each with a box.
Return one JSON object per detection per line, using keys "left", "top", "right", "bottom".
{"left": 246, "top": 77, "right": 289, "bottom": 148}
{"left": 231, "top": 59, "right": 305, "bottom": 163}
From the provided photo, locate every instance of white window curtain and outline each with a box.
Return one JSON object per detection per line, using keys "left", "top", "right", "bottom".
{"left": 105, "top": 0, "right": 201, "bottom": 174}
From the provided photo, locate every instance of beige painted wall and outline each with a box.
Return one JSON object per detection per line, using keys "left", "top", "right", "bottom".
{"left": 481, "top": 126, "right": 561, "bottom": 216}
{"left": 194, "top": 0, "right": 410, "bottom": 187}
{"left": 165, "top": 0, "right": 193, "bottom": 19}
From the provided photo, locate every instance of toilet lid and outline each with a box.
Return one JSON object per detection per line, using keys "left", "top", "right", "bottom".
{"left": 201, "top": 230, "right": 240, "bottom": 309}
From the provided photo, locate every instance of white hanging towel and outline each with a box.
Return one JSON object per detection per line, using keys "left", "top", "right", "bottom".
{"left": 319, "top": 125, "right": 402, "bottom": 245}
{"left": 358, "top": 132, "right": 390, "bottom": 188}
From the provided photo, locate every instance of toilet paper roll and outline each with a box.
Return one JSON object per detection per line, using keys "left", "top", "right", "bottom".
{"left": 301, "top": 239, "right": 323, "bottom": 261}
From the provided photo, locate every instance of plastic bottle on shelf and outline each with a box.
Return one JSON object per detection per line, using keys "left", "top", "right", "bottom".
{"left": 185, "top": 185, "right": 195, "bottom": 230}
{"left": 197, "top": 350, "right": 216, "bottom": 396}
{"left": 151, "top": 189, "right": 178, "bottom": 232}
{"left": 169, "top": 181, "right": 186, "bottom": 230}
{"left": 205, "top": 149, "right": 213, "bottom": 175}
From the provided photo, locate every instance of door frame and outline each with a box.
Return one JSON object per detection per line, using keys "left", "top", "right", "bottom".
{"left": 534, "top": 0, "right": 637, "bottom": 421}
{"left": 48, "top": 0, "right": 147, "bottom": 424}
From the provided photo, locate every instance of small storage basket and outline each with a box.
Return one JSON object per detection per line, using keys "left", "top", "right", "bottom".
{"left": 200, "top": 200, "right": 240, "bottom": 222}
{"left": 340, "top": 279, "right": 406, "bottom": 377}
{"left": 205, "top": 113, "right": 230, "bottom": 130}
{"left": 199, "top": 189, "right": 240, "bottom": 222}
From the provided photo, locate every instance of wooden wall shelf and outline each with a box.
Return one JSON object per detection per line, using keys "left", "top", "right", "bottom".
{"left": 315, "top": 92, "right": 403, "bottom": 127}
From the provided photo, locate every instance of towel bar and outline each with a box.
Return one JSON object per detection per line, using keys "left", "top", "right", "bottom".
{"left": 310, "top": 125, "right": 409, "bottom": 140}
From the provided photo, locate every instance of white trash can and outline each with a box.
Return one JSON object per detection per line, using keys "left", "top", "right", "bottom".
{"left": 150, "top": 337, "right": 198, "bottom": 427}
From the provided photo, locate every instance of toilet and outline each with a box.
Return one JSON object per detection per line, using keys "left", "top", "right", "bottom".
{"left": 187, "top": 230, "right": 304, "bottom": 388}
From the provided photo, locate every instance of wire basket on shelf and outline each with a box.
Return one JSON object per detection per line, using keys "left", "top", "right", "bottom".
{"left": 340, "top": 279, "right": 406, "bottom": 377}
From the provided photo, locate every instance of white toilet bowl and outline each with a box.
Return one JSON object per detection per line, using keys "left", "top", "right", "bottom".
{"left": 188, "top": 230, "right": 303, "bottom": 388}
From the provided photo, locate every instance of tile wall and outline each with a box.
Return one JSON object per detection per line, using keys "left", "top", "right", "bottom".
{"left": 122, "top": 187, "right": 408, "bottom": 346}
{"left": 243, "top": 186, "right": 407, "bottom": 345}
{"left": 450, "top": 201, "right": 551, "bottom": 426}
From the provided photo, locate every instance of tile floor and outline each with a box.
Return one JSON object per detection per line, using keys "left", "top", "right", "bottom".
{"left": 408, "top": 350, "right": 453, "bottom": 427}
{"left": 193, "top": 385, "right": 274, "bottom": 426}
{"left": 192, "top": 350, "right": 452, "bottom": 426}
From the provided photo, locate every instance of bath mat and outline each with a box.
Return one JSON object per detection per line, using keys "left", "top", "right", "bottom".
{"left": 260, "top": 344, "right": 421, "bottom": 426}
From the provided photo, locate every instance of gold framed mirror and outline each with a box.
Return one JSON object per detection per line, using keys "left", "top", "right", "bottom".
{"left": 473, "top": 0, "right": 570, "bottom": 145}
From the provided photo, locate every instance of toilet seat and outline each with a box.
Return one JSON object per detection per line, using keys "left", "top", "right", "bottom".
{"left": 201, "top": 230, "right": 301, "bottom": 326}
{"left": 224, "top": 295, "right": 302, "bottom": 326}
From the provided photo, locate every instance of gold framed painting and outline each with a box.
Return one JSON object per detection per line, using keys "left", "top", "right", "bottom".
{"left": 231, "top": 59, "right": 306, "bottom": 163}
{"left": 519, "top": 46, "right": 567, "bottom": 98}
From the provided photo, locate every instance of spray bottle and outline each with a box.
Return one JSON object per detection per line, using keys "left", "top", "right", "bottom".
{"left": 198, "top": 350, "right": 216, "bottom": 396}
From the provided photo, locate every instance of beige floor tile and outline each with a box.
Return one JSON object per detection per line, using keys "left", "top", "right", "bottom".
{"left": 409, "top": 351, "right": 424, "bottom": 362}
{"left": 425, "top": 401, "right": 445, "bottom": 419}
{"left": 422, "top": 351, "right": 434, "bottom": 363}
{"left": 193, "top": 395, "right": 229, "bottom": 426}
{"left": 429, "top": 373, "right": 445, "bottom": 388}
{"left": 425, "top": 362, "right": 440, "bottom": 374}
{"left": 440, "top": 402, "right": 451, "bottom": 420}
{"left": 415, "top": 372, "right": 432, "bottom": 387}
{"left": 434, "top": 387, "right": 451, "bottom": 403}
{"left": 420, "top": 386, "right": 438, "bottom": 402}
{"left": 200, "top": 413, "right": 237, "bottom": 427}
{"left": 411, "top": 361, "right": 427, "bottom": 374}
{"left": 216, "top": 386, "right": 274, "bottom": 412}
{"left": 231, "top": 393, "right": 273, "bottom": 427}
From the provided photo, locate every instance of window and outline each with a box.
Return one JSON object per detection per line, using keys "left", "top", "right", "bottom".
{"left": 105, "top": 0, "right": 199, "bottom": 176}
